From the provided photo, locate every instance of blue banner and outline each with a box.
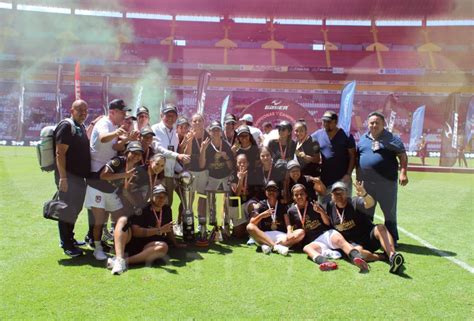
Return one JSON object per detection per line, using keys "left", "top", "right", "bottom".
{"left": 220, "top": 95, "right": 230, "bottom": 126}
{"left": 409, "top": 105, "right": 425, "bottom": 152}
{"left": 338, "top": 81, "right": 356, "bottom": 135}
{"left": 464, "top": 96, "right": 474, "bottom": 148}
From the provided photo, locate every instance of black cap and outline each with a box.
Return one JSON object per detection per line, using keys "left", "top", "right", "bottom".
{"left": 224, "top": 113, "right": 237, "bottom": 124}
{"left": 287, "top": 160, "right": 301, "bottom": 171}
{"left": 265, "top": 180, "right": 279, "bottom": 191}
{"left": 277, "top": 120, "right": 292, "bottom": 131}
{"left": 176, "top": 117, "right": 190, "bottom": 126}
{"left": 322, "top": 111, "right": 338, "bottom": 121}
{"left": 152, "top": 184, "right": 167, "bottom": 195}
{"left": 125, "top": 141, "right": 144, "bottom": 153}
{"left": 125, "top": 112, "right": 137, "bottom": 120}
{"left": 137, "top": 106, "right": 149, "bottom": 116}
{"left": 236, "top": 125, "right": 251, "bottom": 136}
{"left": 330, "top": 181, "right": 348, "bottom": 193}
{"left": 109, "top": 99, "right": 131, "bottom": 112}
{"left": 209, "top": 120, "right": 222, "bottom": 131}
{"left": 161, "top": 103, "right": 178, "bottom": 115}
{"left": 140, "top": 126, "right": 155, "bottom": 137}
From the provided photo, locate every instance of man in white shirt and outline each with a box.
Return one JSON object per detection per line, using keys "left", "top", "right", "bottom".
{"left": 151, "top": 103, "right": 190, "bottom": 206}
{"left": 239, "top": 113, "right": 263, "bottom": 146}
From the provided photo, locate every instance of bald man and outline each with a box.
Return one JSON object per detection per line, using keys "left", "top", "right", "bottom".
{"left": 54, "top": 100, "right": 91, "bottom": 257}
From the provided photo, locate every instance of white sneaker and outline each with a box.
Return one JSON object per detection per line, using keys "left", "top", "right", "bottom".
{"left": 247, "top": 237, "right": 256, "bottom": 245}
{"left": 106, "top": 257, "right": 116, "bottom": 270}
{"left": 111, "top": 257, "right": 127, "bottom": 275}
{"left": 322, "top": 249, "right": 342, "bottom": 260}
{"left": 274, "top": 244, "right": 289, "bottom": 256}
{"left": 261, "top": 244, "right": 272, "bottom": 254}
{"left": 93, "top": 247, "right": 107, "bottom": 261}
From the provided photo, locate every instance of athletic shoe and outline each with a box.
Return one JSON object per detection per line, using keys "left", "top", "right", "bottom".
{"left": 389, "top": 252, "right": 405, "bottom": 274}
{"left": 319, "top": 261, "right": 338, "bottom": 271}
{"left": 322, "top": 249, "right": 342, "bottom": 260}
{"left": 246, "top": 237, "right": 256, "bottom": 246}
{"left": 86, "top": 238, "right": 112, "bottom": 253}
{"left": 73, "top": 239, "right": 86, "bottom": 247}
{"left": 353, "top": 257, "right": 369, "bottom": 273}
{"left": 261, "top": 244, "right": 272, "bottom": 254}
{"left": 63, "top": 246, "right": 83, "bottom": 258}
{"left": 273, "top": 244, "right": 289, "bottom": 256}
{"left": 111, "top": 257, "right": 127, "bottom": 275}
{"left": 93, "top": 247, "right": 108, "bottom": 261}
{"left": 106, "top": 257, "right": 116, "bottom": 270}
{"left": 102, "top": 227, "right": 114, "bottom": 243}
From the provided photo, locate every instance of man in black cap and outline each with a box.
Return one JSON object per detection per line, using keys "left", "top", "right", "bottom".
{"left": 223, "top": 113, "right": 237, "bottom": 146}
{"left": 312, "top": 110, "right": 356, "bottom": 201}
{"left": 151, "top": 103, "right": 191, "bottom": 206}
{"left": 136, "top": 106, "right": 150, "bottom": 131}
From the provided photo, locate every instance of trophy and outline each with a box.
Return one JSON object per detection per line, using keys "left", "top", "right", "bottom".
{"left": 177, "top": 171, "right": 195, "bottom": 243}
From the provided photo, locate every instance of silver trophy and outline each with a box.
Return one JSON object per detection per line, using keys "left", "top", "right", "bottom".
{"left": 177, "top": 171, "right": 195, "bottom": 242}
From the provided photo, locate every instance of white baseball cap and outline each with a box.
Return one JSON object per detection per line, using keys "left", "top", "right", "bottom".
{"left": 239, "top": 114, "right": 253, "bottom": 122}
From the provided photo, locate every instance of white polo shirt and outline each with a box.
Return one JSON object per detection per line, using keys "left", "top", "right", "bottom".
{"left": 90, "top": 117, "right": 118, "bottom": 172}
{"left": 151, "top": 121, "right": 180, "bottom": 178}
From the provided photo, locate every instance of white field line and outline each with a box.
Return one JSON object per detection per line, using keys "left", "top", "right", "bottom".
{"left": 375, "top": 215, "right": 474, "bottom": 274}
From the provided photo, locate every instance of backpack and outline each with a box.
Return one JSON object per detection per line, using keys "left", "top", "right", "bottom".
{"left": 36, "top": 118, "right": 76, "bottom": 172}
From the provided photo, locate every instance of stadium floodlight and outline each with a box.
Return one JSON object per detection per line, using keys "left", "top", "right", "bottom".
{"left": 174, "top": 39, "right": 186, "bottom": 46}
{"left": 0, "top": 2, "right": 12, "bottom": 9}
{"left": 75, "top": 9, "right": 123, "bottom": 18}
{"left": 312, "top": 44, "right": 325, "bottom": 51}
{"left": 126, "top": 12, "right": 172, "bottom": 20}
{"left": 274, "top": 18, "right": 322, "bottom": 26}
{"left": 16, "top": 4, "right": 71, "bottom": 14}
{"left": 427, "top": 20, "right": 474, "bottom": 26}
{"left": 376, "top": 20, "right": 422, "bottom": 26}
{"left": 233, "top": 17, "right": 267, "bottom": 24}
{"left": 176, "top": 15, "right": 220, "bottom": 22}
{"left": 326, "top": 20, "right": 371, "bottom": 26}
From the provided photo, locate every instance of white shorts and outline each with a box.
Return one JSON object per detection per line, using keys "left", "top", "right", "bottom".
{"left": 190, "top": 170, "right": 209, "bottom": 194}
{"left": 264, "top": 231, "right": 287, "bottom": 244}
{"left": 206, "top": 176, "right": 230, "bottom": 192}
{"left": 311, "top": 229, "right": 338, "bottom": 251}
{"left": 84, "top": 185, "right": 123, "bottom": 212}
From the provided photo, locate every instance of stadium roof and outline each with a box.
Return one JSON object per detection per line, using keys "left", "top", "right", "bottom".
{"left": 10, "top": 0, "right": 474, "bottom": 19}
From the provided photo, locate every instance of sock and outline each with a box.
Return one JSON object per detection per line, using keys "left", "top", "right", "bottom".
{"left": 313, "top": 255, "right": 327, "bottom": 265}
{"left": 94, "top": 241, "right": 102, "bottom": 250}
{"left": 349, "top": 249, "right": 362, "bottom": 261}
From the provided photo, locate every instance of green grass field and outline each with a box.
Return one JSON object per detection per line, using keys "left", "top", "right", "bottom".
{"left": 1, "top": 147, "right": 473, "bottom": 320}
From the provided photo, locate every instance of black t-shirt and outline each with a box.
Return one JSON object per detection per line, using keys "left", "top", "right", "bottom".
{"left": 229, "top": 168, "right": 262, "bottom": 205}
{"left": 326, "top": 197, "right": 374, "bottom": 244}
{"left": 268, "top": 139, "right": 296, "bottom": 162}
{"left": 235, "top": 144, "right": 260, "bottom": 171}
{"left": 287, "top": 202, "right": 330, "bottom": 245}
{"left": 295, "top": 136, "right": 320, "bottom": 176}
{"left": 205, "top": 140, "right": 234, "bottom": 179}
{"left": 88, "top": 156, "right": 143, "bottom": 193}
{"left": 254, "top": 199, "right": 287, "bottom": 233}
{"left": 54, "top": 119, "right": 91, "bottom": 178}
{"left": 129, "top": 204, "right": 173, "bottom": 244}
{"left": 188, "top": 132, "right": 210, "bottom": 172}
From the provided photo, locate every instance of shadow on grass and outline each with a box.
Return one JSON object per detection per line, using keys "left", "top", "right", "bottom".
{"left": 398, "top": 243, "right": 457, "bottom": 257}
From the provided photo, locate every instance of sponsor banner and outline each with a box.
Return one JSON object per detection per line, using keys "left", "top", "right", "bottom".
{"left": 338, "top": 81, "right": 356, "bottom": 135}
{"left": 0, "top": 140, "right": 40, "bottom": 146}
{"left": 464, "top": 96, "right": 474, "bottom": 147}
{"left": 238, "top": 98, "right": 318, "bottom": 134}
{"left": 439, "top": 93, "right": 459, "bottom": 167}
{"left": 408, "top": 106, "right": 426, "bottom": 152}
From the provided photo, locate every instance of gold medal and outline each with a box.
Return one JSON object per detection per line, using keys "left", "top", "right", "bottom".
{"left": 271, "top": 222, "right": 277, "bottom": 231}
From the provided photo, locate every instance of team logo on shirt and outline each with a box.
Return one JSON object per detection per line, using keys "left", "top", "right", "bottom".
{"left": 95, "top": 196, "right": 102, "bottom": 203}
{"left": 111, "top": 158, "right": 120, "bottom": 167}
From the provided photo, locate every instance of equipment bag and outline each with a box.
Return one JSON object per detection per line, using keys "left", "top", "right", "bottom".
{"left": 36, "top": 118, "right": 76, "bottom": 172}
{"left": 43, "top": 191, "right": 67, "bottom": 221}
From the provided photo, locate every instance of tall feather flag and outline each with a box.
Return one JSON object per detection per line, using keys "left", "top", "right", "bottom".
{"left": 383, "top": 94, "right": 398, "bottom": 132}
{"left": 101, "top": 74, "right": 110, "bottom": 115}
{"left": 74, "top": 61, "right": 81, "bottom": 100}
{"left": 135, "top": 86, "right": 144, "bottom": 115}
{"left": 408, "top": 106, "right": 425, "bottom": 153}
{"left": 196, "top": 70, "right": 211, "bottom": 114}
{"left": 16, "top": 84, "right": 25, "bottom": 141}
{"left": 220, "top": 95, "right": 230, "bottom": 126}
{"left": 439, "top": 93, "right": 459, "bottom": 167}
{"left": 338, "top": 81, "right": 356, "bottom": 135}
{"left": 464, "top": 96, "right": 474, "bottom": 148}
{"left": 55, "top": 64, "right": 63, "bottom": 123}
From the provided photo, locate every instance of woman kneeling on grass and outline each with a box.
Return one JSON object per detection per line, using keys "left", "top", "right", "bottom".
{"left": 287, "top": 184, "right": 369, "bottom": 272}
{"left": 108, "top": 184, "right": 184, "bottom": 275}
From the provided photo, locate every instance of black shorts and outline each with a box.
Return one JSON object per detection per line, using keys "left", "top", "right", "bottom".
{"left": 125, "top": 236, "right": 166, "bottom": 257}
{"left": 358, "top": 227, "right": 381, "bottom": 253}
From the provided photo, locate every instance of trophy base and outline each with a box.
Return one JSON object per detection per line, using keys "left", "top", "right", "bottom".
{"left": 195, "top": 239, "right": 210, "bottom": 247}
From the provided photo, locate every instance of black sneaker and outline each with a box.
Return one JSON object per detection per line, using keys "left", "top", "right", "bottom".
{"left": 85, "top": 236, "right": 112, "bottom": 253}
{"left": 389, "top": 252, "right": 405, "bottom": 274}
{"left": 73, "top": 239, "right": 86, "bottom": 247}
{"left": 63, "top": 246, "right": 84, "bottom": 258}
